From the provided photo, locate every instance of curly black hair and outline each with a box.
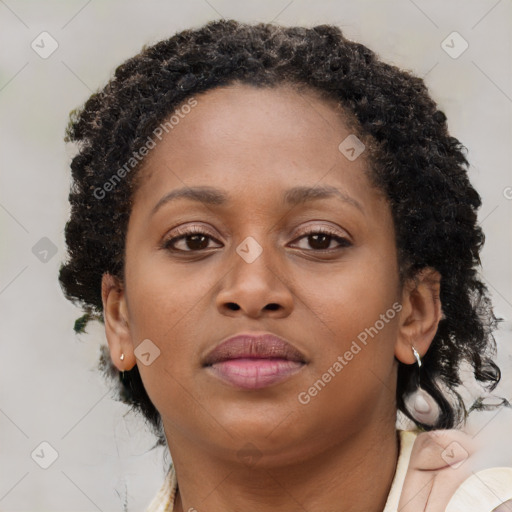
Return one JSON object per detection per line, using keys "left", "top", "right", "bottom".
{"left": 58, "top": 19, "right": 506, "bottom": 446}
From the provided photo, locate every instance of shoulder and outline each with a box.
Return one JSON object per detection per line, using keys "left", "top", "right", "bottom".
{"left": 397, "top": 428, "right": 512, "bottom": 512}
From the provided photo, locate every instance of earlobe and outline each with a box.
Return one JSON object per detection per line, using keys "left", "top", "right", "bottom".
{"left": 394, "top": 267, "right": 442, "bottom": 364}
{"left": 101, "top": 272, "right": 136, "bottom": 372}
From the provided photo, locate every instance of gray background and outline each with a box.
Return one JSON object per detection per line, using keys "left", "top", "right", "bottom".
{"left": 1, "top": 0, "right": 511, "bottom": 510}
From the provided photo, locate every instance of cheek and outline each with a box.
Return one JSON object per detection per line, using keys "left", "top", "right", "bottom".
{"left": 125, "top": 255, "right": 216, "bottom": 341}
{"left": 299, "top": 244, "right": 400, "bottom": 386}
{"left": 295, "top": 268, "right": 401, "bottom": 432}
{"left": 308, "top": 248, "right": 399, "bottom": 330}
{"left": 122, "top": 260, "right": 202, "bottom": 396}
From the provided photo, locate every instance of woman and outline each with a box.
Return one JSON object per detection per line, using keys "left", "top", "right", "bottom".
{"left": 58, "top": 19, "right": 512, "bottom": 511}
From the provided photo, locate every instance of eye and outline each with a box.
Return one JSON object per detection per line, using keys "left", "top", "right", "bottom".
{"left": 290, "top": 227, "right": 352, "bottom": 252}
{"left": 161, "top": 226, "right": 222, "bottom": 252}
{"left": 161, "top": 225, "right": 352, "bottom": 254}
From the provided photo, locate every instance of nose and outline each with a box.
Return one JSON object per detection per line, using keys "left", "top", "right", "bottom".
{"left": 215, "top": 240, "right": 294, "bottom": 319}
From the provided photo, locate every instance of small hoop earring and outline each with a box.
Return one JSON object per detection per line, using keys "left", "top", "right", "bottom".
{"left": 412, "top": 346, "right": 421, "bottom": 367}
{"left": 404, "top": 345, "right": 440, "bottom": 426}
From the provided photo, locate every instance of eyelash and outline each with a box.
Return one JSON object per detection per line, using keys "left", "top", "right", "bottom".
{"left": 160, "top": 225, "right": 352, "bottom": 253}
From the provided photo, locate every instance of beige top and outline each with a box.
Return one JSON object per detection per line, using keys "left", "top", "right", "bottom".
{"left": 144, "top": 429, "right": 512, "bottom": 511}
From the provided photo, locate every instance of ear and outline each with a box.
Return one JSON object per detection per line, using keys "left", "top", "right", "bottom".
{"left": 394, "top": 267, "right": 443, "bottom": 365}
{"left": 101, "top": 272, "right": 136, "bottom": 372}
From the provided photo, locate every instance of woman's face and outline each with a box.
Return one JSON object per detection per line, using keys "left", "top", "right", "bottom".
{"left": 113, "top": 84, "right": 404, "bottom": 463}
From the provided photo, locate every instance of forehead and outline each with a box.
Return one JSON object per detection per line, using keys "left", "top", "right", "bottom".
{"left": 132, "top": 83, "right": 376, "bottom": 211}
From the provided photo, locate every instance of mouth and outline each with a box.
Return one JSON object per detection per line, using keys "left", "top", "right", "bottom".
{"left": 202, "top": 332, "right": 307, "bottom": 390}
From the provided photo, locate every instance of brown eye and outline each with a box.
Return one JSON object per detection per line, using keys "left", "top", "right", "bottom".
{"left": 172, "top": 234, "right": 211, "bottom": 251}
{"left": 307, "top": 233, "right": 333, "bottom": 250}
{"left": 162, "top": 227, "right": 222, "bottom": 253}
{"left": 161, "top": 226, "right": 351, "bottom": 254}
{"left": 291, "top": 229, "right": 352, "bottom": 251}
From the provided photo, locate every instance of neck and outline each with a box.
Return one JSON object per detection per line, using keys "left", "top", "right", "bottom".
{"left": 168, "top": 422, "right": 400, "bottom": 512}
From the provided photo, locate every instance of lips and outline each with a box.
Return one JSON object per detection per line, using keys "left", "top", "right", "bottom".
{"left": 202, "top": 332, "right": 307, "bottom": 366}
{"left": 202, "top": 332, "right": 307, "bottom": 390}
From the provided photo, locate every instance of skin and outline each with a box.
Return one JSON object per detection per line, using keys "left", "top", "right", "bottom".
{"left": 101, "top": 83, "right": 442, "bottom": 512}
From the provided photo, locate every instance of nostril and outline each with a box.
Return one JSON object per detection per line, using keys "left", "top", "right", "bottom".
{"left": 226, "top": 303, "right": 240, "bottom": 311}
{"left": 265, "top": 303, "right": 279, "bottom": 311}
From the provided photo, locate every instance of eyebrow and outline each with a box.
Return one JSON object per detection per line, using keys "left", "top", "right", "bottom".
{"left": 150, "top": 184, "right": 364, "bottom": 217}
